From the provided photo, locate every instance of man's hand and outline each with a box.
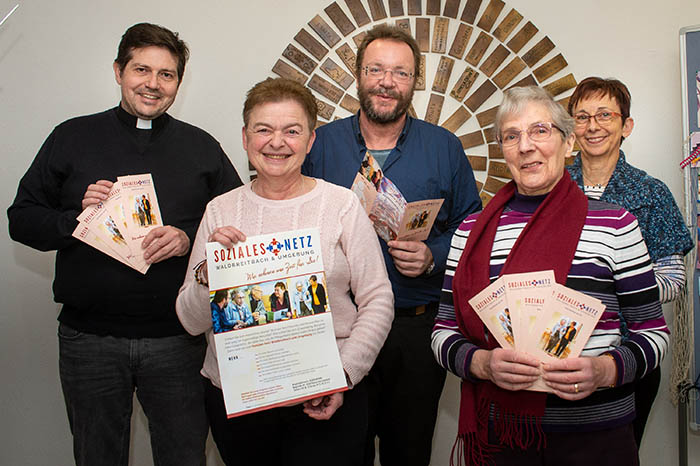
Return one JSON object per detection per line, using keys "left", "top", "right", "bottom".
{"left": 302, "top": 392, "right": 344, "bottom": 420}
{"left": 387, "top": 240, "right": 433, "bottom": 277}
{"left": 82, "top": 180, "right": 113, "bottom": 210}
{"left": 141, "top": 226, "right": 190, "bottom": 264}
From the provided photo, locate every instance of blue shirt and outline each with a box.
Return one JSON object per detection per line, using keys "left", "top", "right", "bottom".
{"left": 567, "top": 150, "right": 692, "bottom": 262}
{"left": 302, "top": 114, "right": 481, "bottom": 307}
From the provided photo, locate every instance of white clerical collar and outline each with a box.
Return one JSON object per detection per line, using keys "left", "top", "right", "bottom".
{"left": 136, "top": 118, "right": 152, "bottom": 129}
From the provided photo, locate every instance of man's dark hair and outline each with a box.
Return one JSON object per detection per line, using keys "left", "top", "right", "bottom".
{"left": 213, "top": 289, "right": 228, "bottom": 304}
{"left": 115, "top": 23, "right": 190, "bottom": 83}
{"left": 355, "top": 24, "right": 421, "bottom": 80}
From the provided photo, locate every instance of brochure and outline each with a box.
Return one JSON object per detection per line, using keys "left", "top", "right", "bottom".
{"left": 206, "top": 227, "right": 348, "bottom": 418}
{"left": 351, "top": 152, "right": 444, "bottom": 242}
{"left": 467, "top": 277, "right": 513, "bottom": 349}
{"left": 72, "top": 173, "right": 162, "bottom": 273}
{"left": 503, "top": 270, "right": 555, "bottom": 347}
{"left": 469, "top": 272, "right": 606, "bottom": 393}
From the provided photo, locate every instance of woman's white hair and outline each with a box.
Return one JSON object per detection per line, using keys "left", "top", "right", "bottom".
{"left": 494, "top": 86, "right": 574, "bottom": 143}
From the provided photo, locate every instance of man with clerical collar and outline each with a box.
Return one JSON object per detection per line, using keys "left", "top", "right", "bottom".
{"left": 8, "top": 23, "right": 241, "bottom": 465}
{"left": 302, "top": 24, "right": 481, "bottom": 466}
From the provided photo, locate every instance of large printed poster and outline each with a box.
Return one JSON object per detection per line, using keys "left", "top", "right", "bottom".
{"left": 206, "top": 228, "right": 347, "bottom": 418}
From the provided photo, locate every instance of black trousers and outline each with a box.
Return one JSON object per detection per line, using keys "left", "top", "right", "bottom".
{"left": 364, "top": 303, "right": 446, "bottom": 466}
{"left": 632, "top": 366, "right": 661, "bottom": 446}
{"left": 206, "top": 379, "right": 368, "bottom": 466}
{"left": 488, "top": 423, "right": 638, "bottom": 466}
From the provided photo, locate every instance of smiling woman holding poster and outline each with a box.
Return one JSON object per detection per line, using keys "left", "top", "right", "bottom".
{"left": 176, "top": 78, "right": 393, "bottom": 466}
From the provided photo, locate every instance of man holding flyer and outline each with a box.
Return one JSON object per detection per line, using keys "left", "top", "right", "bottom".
{"left": 302, "top": 24, "right": 481, "bottom": 466}
{"left": 7, "top": 23, "right": 241, "bottom": 465}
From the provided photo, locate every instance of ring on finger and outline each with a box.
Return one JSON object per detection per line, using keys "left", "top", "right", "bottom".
{"left": 574, "top": 383, "right": 579, "bottom": 393}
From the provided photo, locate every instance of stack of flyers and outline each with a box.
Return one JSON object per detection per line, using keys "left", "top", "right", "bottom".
{"left": 71, "top": 174, "right": 162, "bottom": 274}
{"left": 467, "top": 271, "right": 606, "bottom": 392}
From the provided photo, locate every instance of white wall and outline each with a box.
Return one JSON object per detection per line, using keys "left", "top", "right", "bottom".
{"left": 1, "top": 0, "right": 700, "bottom": 464}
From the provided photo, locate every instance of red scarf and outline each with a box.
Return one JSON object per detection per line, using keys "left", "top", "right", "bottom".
{"left": 450, "top": 171, "right": 588, "bottom": 465}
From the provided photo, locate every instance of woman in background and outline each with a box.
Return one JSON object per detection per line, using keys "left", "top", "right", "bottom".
{"left": 567, "top": 77, "right": 692, "bottom": 445}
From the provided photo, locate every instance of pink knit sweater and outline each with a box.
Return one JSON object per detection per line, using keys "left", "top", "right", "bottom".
{"left": 176, "top": 179, "right": 394, "bottom": 388}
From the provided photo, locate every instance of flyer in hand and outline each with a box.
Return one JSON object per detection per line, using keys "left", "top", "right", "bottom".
{"left": 469, "top": 271, "right": 605, "bottom": 393}
{"left": 205, "top": 227, "right": 348, "bottom": 418}
{"left": 351, "top": 151, "right": 443, "bottom": 242}
{"left": 71, "top": 173, "right": 161, "bottom": 273}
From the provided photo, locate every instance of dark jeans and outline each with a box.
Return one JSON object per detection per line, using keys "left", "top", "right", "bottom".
{"left": 488, "top": 423, "right": 638, "bottom": 466}
{"left": 364, "top": 304, "right": 446, "bottom": 466}
{"left": 58, "top": 323, "right": 208, "bottom": 466}
{"left": 206, "top": 378, "right": 368, "bottom": 466}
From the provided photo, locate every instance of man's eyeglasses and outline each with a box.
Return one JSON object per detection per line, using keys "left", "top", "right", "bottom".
{"left": 499, "top": 122, "right": 563, "bottom": 147}
{"left": 363, "top": 66, "right": 414, "bottom": 84}
{"left": 573, "top": 110, "right": 622, "bottom": 127}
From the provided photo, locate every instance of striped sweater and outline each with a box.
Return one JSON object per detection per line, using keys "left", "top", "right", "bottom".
{"left": 431, "top": 193, "right": 669, "bottom": 432}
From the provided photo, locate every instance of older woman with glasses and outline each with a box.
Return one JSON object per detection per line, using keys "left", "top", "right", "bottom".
{"left": 566, "top": 77, "right": 692, "bottom": 446}
{"left": 431, "top": 86, "right": 668, "bottom": 465}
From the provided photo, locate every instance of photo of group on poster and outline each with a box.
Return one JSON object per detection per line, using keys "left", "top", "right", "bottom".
{"left": 210, "top": 274, "right": 329, "bottom": 334}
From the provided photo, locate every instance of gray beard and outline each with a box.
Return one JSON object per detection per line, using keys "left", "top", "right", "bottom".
{"left": 358, "top": 85, "right": 414, "bottom": 125}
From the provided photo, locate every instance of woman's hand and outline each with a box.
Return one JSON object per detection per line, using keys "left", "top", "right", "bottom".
{"left": 471, "top": 348, "right": 540, "bottom": 391}
{"left": 207, "top": 226, "right": 246, "bottom": 248}
{"left": 303, "top": 392, "right": 344, "bottom": 420}
{"left": 541, "top": 355, "right": 616, "bottom": 400}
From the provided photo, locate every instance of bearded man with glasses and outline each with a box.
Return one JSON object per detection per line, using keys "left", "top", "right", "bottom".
{"left": 302, "top": 23, "right": 480, "bottom": 466}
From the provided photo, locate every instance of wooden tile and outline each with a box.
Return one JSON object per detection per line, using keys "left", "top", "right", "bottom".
{"left": 488, "top": 160, "right": 511, "bottom": 178}
{"left": 321, "top": 58, "right": 355, "bottom": 89}
{"left": 443, "top": 0, "right": 460, "bottom": 18}
{"left": 476, "top": 0, "right": 505, "bottom": 32}
{"left": 479, "top": 44, "right": 509, "bottom": 77}
{"left": 415, "top": 18, "right": 430, "bottom": 53}
{"left": 459, "top": 130, "right": 485, "bottom": 149}
{"left": 448, "top": 23, "right": 473, "bottom": 59}
{"left": 450, "top": 66, "right": 479, "bottom": 100}
{"left": 272, "top": 59, "right": 307, "bottom": 84}
{"left": 424, "top": 94, "right": 445, "bottom": 124}
{"left": 325, "top": 2, "right": 356, "bottom": 36}
{"left": 460, "top": 0, "right": 483, "bottom": 24}
{"left": 367, "top": 0, "right": 388, "bottom": 21}
{"left": 483, "top": 126, "right": 496, "bottom": 143}
{"left": 432, "top": 17, "right": 450, "bottom": 53}
{"left": 395, "top": 18, "right": 411, "bottom": 37}
{"left": 340, "top": 94, "right": 360, "bottom": 113}
{"left": 295, "top": 29, "right": 328, "bottom": 61}
{"left": 465, "top": 31, "right": 493, "bottom": 66}
{"left": 407, "top": 0, "right": 421, "bottom": 15}
{"left": 308, "top": 74, "right": 344, "bottom": 103}
{"left": 336, "top": 43, "right": 357, "bottom": 77}
{"left": 282, "top": 43, "right": 317, "bottom": 75}
{"left": 426, "top": 0, "right": 441, "bottom": 15}
{"left": 522, "top": 36, "right": 554, "bottom": 68}
{"left": 492, "top": 57, "right": 526, "bottom": 88}
{"left": 432, "top": 56, "right": 455, "bottom": 93}
{"left": 388, "top": 0, "right": 404, "bottom": 16}
{"left": 509, "top": 74, "right": 536, "bottom": 89}
{"left": 344, "top": 0, "right": 371, "bottom": 26}
{"left": 506, "top": 21, "right": 537, "bottom": 53}
{"left": 309, "top": 15, "right": 341, "bottom": 48}
{"left": 441, "top": 106, "right": 471, "bottom": 133}
{"left": 465, "top": 80, "right": 497, "bottom": 112}
{"left": 415, "top": 55, "right": 426, "bottom": 90}
{"left": 316, "top": 98, "right": 336, "bottom": 120}
{"left": 467, "top": 155, "right": 487, "bottom": 170}
{"left": 533, "top": 54, "right": 567, "bottom": 83}
{"left": 484, "top": 176, "right": 507, "bottom": 193}
{"left": 543, "top": 73, "right": 577, "bottom": 97}
{"left": 476, "top": 106, "right": 498, "bottom": 126}
{"left": 492, "top": 8, "right": 523, "bottom": 42}
{"left": 487, "top": 143, "right": 503, "bottom": 159}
